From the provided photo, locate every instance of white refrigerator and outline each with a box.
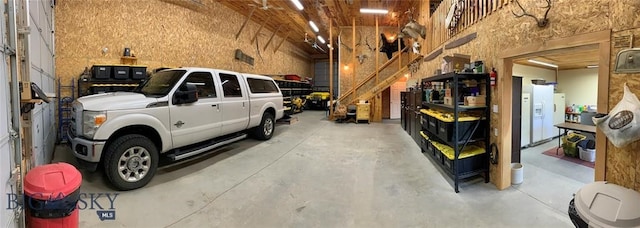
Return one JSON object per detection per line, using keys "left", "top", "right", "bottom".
{"left": 521, "top": 93, "right": 531, "bottom": 147}
{"left": 553, "top": 93, "right": 566, "bottom": 137}
{"left": 531, "top": 84, "right": 555, "bottom": 144}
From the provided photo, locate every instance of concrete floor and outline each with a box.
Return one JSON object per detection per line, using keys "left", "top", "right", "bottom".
{"left": 52, "top": 111, "right": 589, "bottom": 227}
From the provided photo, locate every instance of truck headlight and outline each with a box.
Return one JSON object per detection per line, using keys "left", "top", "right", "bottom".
{"left": 83, "top": 111, "right": 107, "bottom": 138}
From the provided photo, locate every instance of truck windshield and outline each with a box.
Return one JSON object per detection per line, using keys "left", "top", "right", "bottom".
{"left": 136, "top": 70, "right": 186, "bottom": 97}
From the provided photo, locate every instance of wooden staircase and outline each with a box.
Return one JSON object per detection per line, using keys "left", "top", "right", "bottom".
{"left": 338, "top": 49, "right": 423, "bottom": 105}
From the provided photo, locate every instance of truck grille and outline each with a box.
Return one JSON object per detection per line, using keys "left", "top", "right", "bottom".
{"left": 71, "top": 102, "right": 83, "bottom": 137}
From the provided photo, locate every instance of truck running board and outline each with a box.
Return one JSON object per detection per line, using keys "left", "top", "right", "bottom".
{"left": 168, "top": 133, "right": 247, "bottom": 161}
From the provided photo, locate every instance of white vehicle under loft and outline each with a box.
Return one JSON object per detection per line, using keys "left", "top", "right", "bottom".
{"left": 67, "top": 68, "right": 284, "bottom": 190}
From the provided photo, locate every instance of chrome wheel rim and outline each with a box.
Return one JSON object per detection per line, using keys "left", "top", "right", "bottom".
{"left": 264, "top": 118, "right": 274, "bottom": 136}
{"left": 118, "top": 146, "right": 151, "bottom": 182}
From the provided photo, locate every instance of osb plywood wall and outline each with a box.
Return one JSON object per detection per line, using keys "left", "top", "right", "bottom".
{"left": 55, "top": 0, "right": 313, "bottom": 94}
{"left": 607, "top": 25, "right": 640, "bottom": 190}
{"left": 413, "top": 0, "right": 639, "bottom": 188}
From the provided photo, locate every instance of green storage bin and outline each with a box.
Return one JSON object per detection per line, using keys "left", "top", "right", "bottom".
{"left": 562, "top": 132, "right": 587, "bottom": 157}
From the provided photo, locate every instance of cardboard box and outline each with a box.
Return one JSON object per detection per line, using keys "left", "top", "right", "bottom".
{"left": 444, "top": 89, "right": 451, "bottom": 97}
{"left": 20, "top": 82, "right": 31, "bottom": 100}
{"left": 444, "top": 97, "right": 453, "bottom": 105}
{"left": 464, "top": 96, "right": 486, "bottom": 106}
{"left": 443, "top": 54, "right": 471, "bottom": 73}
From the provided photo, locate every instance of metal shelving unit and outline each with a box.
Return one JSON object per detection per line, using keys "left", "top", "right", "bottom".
{"left": 57, "top": 78, "right": 75, "bottom": 143}
{"left": 420, "top": 72, "right": 491, "bottom": 193}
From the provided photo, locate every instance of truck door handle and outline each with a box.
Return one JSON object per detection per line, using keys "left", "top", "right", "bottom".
{"left": 211, "top": 104, "right": 217, "bottom": 107}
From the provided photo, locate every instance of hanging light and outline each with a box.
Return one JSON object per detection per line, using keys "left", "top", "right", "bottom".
{"left": 309, "top": 21, "right": 319, "bottom": 33}
{"left": 360, "top": 8, "right": 388, "bottom": 14}
{"left": 290, "top": 0, "right": 303, "bottom": 10}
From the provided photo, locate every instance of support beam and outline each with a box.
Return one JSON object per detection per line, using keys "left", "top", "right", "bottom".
{"left": 235, "top": 7, "right": 256, "bottom": 40}
{"left": 329, "top": 21, "right": 334, "bottom": 120}
{"left": 263, "top": 24, "right": 283, "bottom": 51}
{"left": 398, "top": 20, "right": 401, "bottom": 70}
{"left": 251, "top": 20, "right": 267, "bottom": 44}
{"left": 273, "top": 31, "right": 291, "bottom": 53}
{"left": 351, "top": 17, "right": 356, "bottom": 103}
{"left": 373, "top": 16, "right": 382, "bottom": 122}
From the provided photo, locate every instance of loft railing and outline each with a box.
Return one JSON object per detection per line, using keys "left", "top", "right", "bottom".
{"left": 427, "top": 0, "right": 513, "bottom": 53}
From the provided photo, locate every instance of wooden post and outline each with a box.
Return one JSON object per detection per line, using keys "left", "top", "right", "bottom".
{"left": 373, "top": 16, "right": 382, "bottom": 122}
{"left": 398, "top": 21, "right": 402, "bottom": 70}
{"left": 352, "top": 17, "right": 357, "bottom": 103}
{"left": 329, "top": 21, "right": 334, "bottom": 120}
{"left": 235, "top": 7, "right": 256, "bottom": 40}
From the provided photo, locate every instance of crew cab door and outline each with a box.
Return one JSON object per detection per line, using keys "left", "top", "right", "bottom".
{"left": 217, "top": 72, "right": 250, "bottom": 135}
{"left": 169, "top": 71, "right": 222, "bottom": 148}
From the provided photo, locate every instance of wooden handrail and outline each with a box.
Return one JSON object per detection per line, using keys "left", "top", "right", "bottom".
{"left": 338, "top": 46, "right": 410, "bottom": 103}
{"left": 345, "top": 55, "right": 424, "bottom": 105}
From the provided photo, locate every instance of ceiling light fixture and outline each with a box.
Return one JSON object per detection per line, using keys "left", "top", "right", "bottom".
{"left": 309, "top": 21, "right": 319, "bottom": 33}
{"left": 586, "top": 65, "right": 599, "bottom": 68}
{"left": 528, "top": 59, "right": 558, "bottom": 68}
{"left": 317, "top": 36, "right": 325, "bottom": 44}
{"left": 290, "top": 0, "right": 304, "bottom": 10}
{"left": 360, "top": 8, "right": 388, "bottom": 14}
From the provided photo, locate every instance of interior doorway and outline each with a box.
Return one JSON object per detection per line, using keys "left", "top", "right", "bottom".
{"left": 496, "top": 30, "right": 611, "bottom": 189}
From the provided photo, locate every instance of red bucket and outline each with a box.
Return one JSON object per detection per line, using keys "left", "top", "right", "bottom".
{"left": 24, "top": 162, "right": 82, "bottom": 228}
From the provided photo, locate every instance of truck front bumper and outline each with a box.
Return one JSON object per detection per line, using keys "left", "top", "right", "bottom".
{"left": 67, "top": 128, "right": 105, "bottom": 172}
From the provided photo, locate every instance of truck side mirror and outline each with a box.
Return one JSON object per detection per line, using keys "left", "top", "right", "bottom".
{"left": 173, "top": 83, "right": 198, "bottom": 105}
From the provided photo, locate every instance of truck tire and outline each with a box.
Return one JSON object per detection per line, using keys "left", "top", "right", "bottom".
{"left": 252, "top": 112, "right": 275, "bottom": 140}
{"left": 104, "top": 134, "right": 159, "bottom": 191}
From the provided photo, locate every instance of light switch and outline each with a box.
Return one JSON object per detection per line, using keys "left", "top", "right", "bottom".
{"left": 493, "top": 105, "right": 498, "bottom": 113}
{"left": 494, "top": 128, "right": 498, "bottom": 136}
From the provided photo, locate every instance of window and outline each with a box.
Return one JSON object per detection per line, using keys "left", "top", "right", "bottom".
{"left": 139, "top": 70, "right": 186, "bottom": 97}
{"left": 247, "top": 78, "right": 279, "bottom": 93}
{"left": 183, "top": 72, "right": 216, "bottom": 98}
{"left": 219, "top": 73, "right": 243, "bottom": 97}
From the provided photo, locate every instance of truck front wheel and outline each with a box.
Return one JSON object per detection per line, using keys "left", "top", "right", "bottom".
{"left": 252, "top": 112, "right": 275, "bottom": 140}
{"left": 104, "top": 134, "right": 158, "bottom": 191}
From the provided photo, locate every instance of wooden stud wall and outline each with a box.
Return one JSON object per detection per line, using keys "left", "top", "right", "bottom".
{"left": 55, "top": 0, "right": 313, "bottom": 94}
{"left": 414, "top": 0, "right": 638, "bottom": 189}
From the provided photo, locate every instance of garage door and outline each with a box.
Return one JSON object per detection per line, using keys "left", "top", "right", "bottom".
{"left": 0, "top": 1, "right": 18, "bottom": 226}
{"left": 28, "top": 0, "right": 56, "bottom": 166}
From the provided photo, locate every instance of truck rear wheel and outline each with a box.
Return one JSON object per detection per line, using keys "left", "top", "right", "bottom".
{"left": 252, "top": 112, "right": 275, "bottom": 140}
{"left": 104, "top": 134, "right": 158, "bottom": 191}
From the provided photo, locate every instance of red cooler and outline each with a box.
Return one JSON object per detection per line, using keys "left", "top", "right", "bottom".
{"left": 24, "top": 162, "right": 82, "bottom": 228}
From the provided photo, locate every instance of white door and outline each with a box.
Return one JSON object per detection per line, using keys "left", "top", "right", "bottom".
{"left": 169, "top": 71, "right": 222, "bottom": 148}
{"left": 390, "top": 81, "right": 404, "bottom": 119}
{"left": 553, "top": 93, "right": 566, "bottom": 137}
{"left": 218, "top": 72, "right": 250, "bottom": 135}
{"left": 521, "top": 93, "right": 531, "bottom": 147}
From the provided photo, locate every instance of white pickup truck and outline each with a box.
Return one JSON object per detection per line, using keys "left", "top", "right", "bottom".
{"left": 68, "top": 67, "right": 284, "bottom": 190}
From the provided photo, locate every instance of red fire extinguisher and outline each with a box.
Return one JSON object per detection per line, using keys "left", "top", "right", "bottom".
{"left": 490, "top": 68, "right": 497, "bottom": 87}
